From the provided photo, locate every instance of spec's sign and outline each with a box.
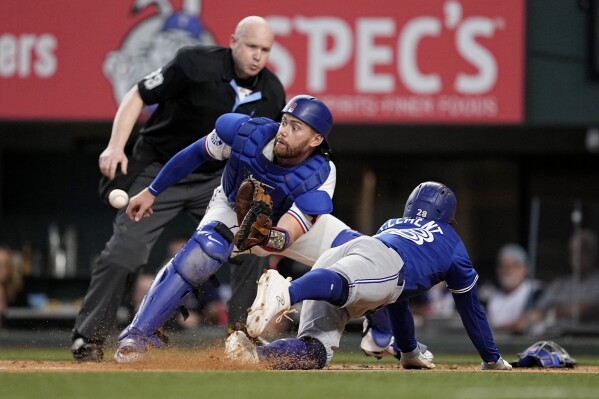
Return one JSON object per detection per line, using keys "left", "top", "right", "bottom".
{"left": 0, "top": 0, "right": 524, "bottom": 123}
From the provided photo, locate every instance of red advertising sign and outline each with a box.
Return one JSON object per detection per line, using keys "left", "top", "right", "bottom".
{"left": 0, "top": 0, "right": 524, "bottom": 123}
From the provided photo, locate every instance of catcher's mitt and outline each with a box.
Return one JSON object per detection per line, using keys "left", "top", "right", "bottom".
{"left": 234, "top": 177, "right": 273, "bottom": 251}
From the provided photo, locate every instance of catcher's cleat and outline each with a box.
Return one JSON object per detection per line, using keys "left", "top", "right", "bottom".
{"left": 114, "top": 328, "right": 168, "bottom": 363}
{"left": 71, "top": 337, "right": 104, "bottom": 363}
{"left": 225, "top": 331, "right": 259, "bottom": 363}
{"left": 246, "top": 270, "right": 295, "bottom": 338}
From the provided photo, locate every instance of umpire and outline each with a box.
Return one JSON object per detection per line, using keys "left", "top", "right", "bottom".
{"left": 71, "top": 16, "right": 286, "bottom": 362}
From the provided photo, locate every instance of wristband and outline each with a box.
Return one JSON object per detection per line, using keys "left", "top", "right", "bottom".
{"left": 262, "top": 227, "right": 290, "bottom": 251}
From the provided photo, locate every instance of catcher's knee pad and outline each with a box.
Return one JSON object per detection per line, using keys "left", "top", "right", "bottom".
{"left": 331, "top": 228, "right": 363, "bottom": 248}
{"left": 172, "top": 221, "right": 234, "bottom": 286}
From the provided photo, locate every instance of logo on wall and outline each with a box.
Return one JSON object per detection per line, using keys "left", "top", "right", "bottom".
{"left": 102, "top": 0, "right": 215, "bottom": 107}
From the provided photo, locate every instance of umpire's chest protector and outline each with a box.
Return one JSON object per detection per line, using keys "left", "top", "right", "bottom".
{"left": 221, "top": 117, "right": 331, "bottom": 222}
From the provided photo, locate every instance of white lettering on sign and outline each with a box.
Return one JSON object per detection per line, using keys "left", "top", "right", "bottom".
{"left": 295, "top": 16, "right": 352, "bottom": 92}
{"left": 399, "top": 16, "right": 442, "bottom": 94}
{"left": 0, "top": 33, "right": 57, "bottom": 78}
{"left": 356, "top": 18, "right": 394, "bottom": 93}
{"left": 455, "top": 18, "right": 497, "bottom": 93}
{"left": 267, "top": 16, "right": 295, "bottom": 90}
{"left": 268, "top": 0, "right": 502, "bottom": 95}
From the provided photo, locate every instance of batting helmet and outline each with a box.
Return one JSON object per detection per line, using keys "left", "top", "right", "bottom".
{"left": 403, "top": 181, "right": 457, "bottom": 224}
{"left": 282, "top": 95, "right": 333, "bottom": 141}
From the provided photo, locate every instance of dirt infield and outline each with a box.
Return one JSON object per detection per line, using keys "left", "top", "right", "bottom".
{"left": 1, "top": 346, "right": 598, "bottom": 373}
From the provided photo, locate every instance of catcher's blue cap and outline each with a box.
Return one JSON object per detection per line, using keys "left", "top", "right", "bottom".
{"left": 282, "top": 95, "right": 333, "bottom": 149}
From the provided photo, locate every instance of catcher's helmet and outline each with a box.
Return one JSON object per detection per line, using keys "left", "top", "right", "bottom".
{"left": 403, "top": 181, "right": 457, "bottom": 224}
{"left": 512, "top": 341, "right": 576, "bottom": 368}
{"left": 282, "top": 95, "right": 333, "bottom": 139}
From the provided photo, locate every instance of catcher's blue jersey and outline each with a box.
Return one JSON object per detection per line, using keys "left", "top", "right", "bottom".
{"left": 218, "top": 115, "right": 331, "bottom": 222}
{"left": 374, "top": 217, "right": 478, "bottom": 298}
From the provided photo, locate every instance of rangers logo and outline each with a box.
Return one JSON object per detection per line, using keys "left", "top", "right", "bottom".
{"left": 286, "top": 102, "right": 297, "bottom": 113}
{"left": 103, "top": 0, "right": 215, "bottom": 109}
{"left": 210, "top": 133, "right": 223, "bottom": 147}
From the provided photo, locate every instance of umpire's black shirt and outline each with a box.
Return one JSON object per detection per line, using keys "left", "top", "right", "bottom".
{"left": 136, "top": 45, "right": 286, "bottom": 173}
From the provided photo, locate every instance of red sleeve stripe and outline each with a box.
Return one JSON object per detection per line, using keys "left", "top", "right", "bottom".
{"left": 287, "top": 209, "right": 308, "bottom": 233}
{"left": 203, "top": 135, "right": 218, "bottom": 160}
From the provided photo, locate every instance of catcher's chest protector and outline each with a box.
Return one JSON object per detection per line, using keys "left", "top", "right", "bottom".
{"left": 222, "top": 118, "right": 330, "bottom": 222}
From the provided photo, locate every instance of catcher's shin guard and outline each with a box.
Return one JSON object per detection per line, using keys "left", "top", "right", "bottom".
{"left": 127, "top": 262, "right": 193, "bottom": 336}
{"left": 173, "top": 221, "right": 234, "bottom": 286}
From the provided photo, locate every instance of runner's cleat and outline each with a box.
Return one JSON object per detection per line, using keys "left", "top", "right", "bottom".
{"left": 246, "top": 270, "right": 295, "bottom": 338}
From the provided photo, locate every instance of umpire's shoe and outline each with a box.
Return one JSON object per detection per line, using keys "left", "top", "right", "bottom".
{"left": 71, "top": 337, "right": 104, "bottom": 363}
{"left": 246, "top": 270, "right": 295, "bottom": 338}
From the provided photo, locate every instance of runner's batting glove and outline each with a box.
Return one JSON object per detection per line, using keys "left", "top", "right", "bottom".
{"left": 481, "top": 356, "right": 513, "bottom": 370}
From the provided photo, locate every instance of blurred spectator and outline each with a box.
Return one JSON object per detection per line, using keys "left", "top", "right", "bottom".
{"left": 528, "top": 229, "right": 599, "bottom": 335}
{"left": 0, "top": 245, "right": 23, "bottom": 327}
{"left": 423, "top": 281, "right": 455, "bottom": 319}
{"left": 481, "top": 243, "right": 543, "bottom": 334}
{"left": 132, "top": 236, "right": 228, "bottom": 329}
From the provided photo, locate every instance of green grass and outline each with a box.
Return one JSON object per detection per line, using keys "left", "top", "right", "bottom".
{"left": 1, "top": 349, "right": 599, "bottom": 399}
{"left": 2, "top": 371, "right": 598, "bottom": 399}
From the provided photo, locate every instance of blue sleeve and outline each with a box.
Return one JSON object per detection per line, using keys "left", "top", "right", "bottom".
{"left": 445, "top": 242, "right": 478, "bottom": 293}
{"left": 452, "top": 285, "right": 500, "bottom": 363}
{"left": 387, "top": 299, "right": 418, "bottom": 353}
{"left": 148, "top": 136, "right": 212, "bottom": 196}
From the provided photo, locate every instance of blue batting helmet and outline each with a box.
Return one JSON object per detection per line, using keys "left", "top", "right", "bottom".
{"left": 282, "top": 95, "right": 333, "bottom": 143}
{"left": 403, "top": 181, "right": 457, "bottom": 224}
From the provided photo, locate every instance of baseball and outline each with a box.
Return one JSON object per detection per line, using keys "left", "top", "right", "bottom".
{"left": 108, "top": 189, "right": 129, "bottom": 209}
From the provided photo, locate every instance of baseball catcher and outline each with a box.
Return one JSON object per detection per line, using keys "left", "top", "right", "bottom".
{"left": 114, "top": 95, "right": 364, "bottom": 363}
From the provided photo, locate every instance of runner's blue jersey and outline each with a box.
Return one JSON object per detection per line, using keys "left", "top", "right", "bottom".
{"left": 374, "top": 217, "right": 478, "bottom": 298}
{"left": 376, "top": 217, "right": 500, "bottom": 363}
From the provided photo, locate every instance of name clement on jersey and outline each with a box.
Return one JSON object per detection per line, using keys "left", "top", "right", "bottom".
{"left": 376, "top": 217, "right": 444, "bottom": 245}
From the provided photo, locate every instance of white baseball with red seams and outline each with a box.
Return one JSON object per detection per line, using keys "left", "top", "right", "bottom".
{"left": 108, "top": 189, "right": 129, "bottom": 209}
